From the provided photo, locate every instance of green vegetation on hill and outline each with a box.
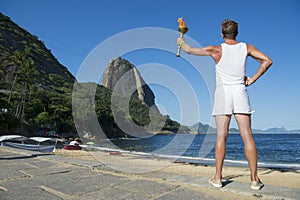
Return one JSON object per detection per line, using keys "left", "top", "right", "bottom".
{"left": 73, "top": 83, "right": 185, "bottom": 139}
{"left": 0, "top": 13, "right": 74, "bottom": 92}
{"left": 0, "top": 12, "right": 187, "bottom": 138}
{"left": 0, "top": 12, "right": 76, "bottom": 137}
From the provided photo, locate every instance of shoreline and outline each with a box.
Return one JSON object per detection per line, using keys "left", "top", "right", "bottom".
{"left": 64, "top": 145, "right": 300, "bottom": 170}
{"left": 54, "top": 149, "right": 300, "bottom": 189}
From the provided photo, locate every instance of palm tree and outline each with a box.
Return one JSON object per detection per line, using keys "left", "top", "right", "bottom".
{"left": 8, "top": 50, "right": 26, "bottom": 103}
{"left": 16, "top": 57, "right": 35, "bottom": 119}
{"left": 0, "top": 51, "right": 13, "bottom": 93}
{"left": 8, "top": 50, "right": 36, "bottom": 120}
{"left": 9, "top": 50, "right": 36, "bottom": 135}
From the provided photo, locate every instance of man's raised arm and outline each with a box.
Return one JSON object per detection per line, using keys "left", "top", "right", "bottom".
{"left": 177, "top": 38, "right": 210, "bottom": 56}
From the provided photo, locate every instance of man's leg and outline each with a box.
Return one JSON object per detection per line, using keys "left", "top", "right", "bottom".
{"left": 214, "top": 115, "right": 231, "bottom": 180}
{"left": 234, "top": 114, "right": 259, "bottom": 181}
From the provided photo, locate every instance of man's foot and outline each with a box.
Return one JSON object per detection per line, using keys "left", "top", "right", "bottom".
{"left": 251, "top": 179, "right": 264, "bottom": 190}
{"left": 209, "top": 176, "right": 222, "bottom": 188}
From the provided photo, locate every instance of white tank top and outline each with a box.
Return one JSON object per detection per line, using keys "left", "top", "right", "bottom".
{"left": 216, "top": 42, "right": 247, "bottom": 86}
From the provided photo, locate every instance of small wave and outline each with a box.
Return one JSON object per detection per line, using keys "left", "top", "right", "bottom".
{"left": 110, "top": 137, "right": 141, "bottom": 141}
{"left": 257, "top": 162, "right": 300, "bottom": 169}
{"left": 88, "top": 146, "right": 300, "bottom": 169}
{"left": 118, "top": 137, "right": 141, "bottom": 140}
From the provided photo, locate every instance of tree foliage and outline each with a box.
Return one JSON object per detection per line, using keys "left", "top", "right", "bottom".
{"left": 0, "top": 12, "right": 188, "bottom": 138}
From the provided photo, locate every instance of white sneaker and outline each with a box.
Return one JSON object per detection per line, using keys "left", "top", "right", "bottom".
{"left": 251, "top": 180, "right": 264, "bottom": 190}
{"left": 208, "top": 177, "right": 222, "bottom": 188}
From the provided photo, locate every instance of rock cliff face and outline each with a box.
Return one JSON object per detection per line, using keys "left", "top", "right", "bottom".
{"left": 102, "top": 57, "right": 155, "bottom": 107}
{"left": 101, "top": 57, "right": 191, "bottom": 135}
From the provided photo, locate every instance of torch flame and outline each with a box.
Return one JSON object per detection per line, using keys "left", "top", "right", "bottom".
{"left": 177, "top": 17, "right": 186, "bottom": 27}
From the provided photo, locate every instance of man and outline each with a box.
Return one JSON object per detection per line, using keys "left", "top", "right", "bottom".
{"left": 177, "top": 19, "right": 272, "bottom": 190}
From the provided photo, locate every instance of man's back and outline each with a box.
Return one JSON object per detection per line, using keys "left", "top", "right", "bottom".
{"left": 216, "top": 42, "right": 247, "bottom": 86}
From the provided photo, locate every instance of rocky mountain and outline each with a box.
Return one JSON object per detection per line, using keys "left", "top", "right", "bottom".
{"left": 101, "top": 57, "right": 190, "bottom": 136}
{"left": 102, "top": 57, "right": 155, "bottom": 107}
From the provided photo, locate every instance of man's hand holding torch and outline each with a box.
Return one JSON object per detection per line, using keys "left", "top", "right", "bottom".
{"left": 176, "top": 17, "right": 188, "bottom": 57}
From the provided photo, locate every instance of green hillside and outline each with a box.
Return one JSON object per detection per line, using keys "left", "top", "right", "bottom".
{"left": 0, "top": 12, "right": 76, "bottom": 136}
{"left": 0, "top": 13, "right": 75, "bottom": 92}
{"left": 0, "top": 12, "right": 188, "bottom": 139}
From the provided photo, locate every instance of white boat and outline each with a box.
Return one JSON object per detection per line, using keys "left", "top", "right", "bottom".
{"left": 1, "top": 141, "right": 56, "bottom": 153}
{"left": 0, "top": 135, "right": 28, "bottom": 142}
{"left": 0, "top": 135, "right": 59, "bottom": 153}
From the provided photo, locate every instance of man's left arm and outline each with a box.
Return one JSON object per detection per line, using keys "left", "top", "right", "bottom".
{"left": 246, "top": 44, "right": 273, "bottom": 86}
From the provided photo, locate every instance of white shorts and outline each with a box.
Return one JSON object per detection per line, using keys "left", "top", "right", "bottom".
{"left": 212, "top": 85, "right": 253, "bottom": 116}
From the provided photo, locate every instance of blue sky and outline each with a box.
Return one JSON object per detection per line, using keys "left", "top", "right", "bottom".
{"left": 1, "top": 0, "right": 300, "bottom": 130}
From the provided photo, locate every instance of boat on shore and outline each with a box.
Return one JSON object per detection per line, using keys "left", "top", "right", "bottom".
{"left": 0, "top": 135, "right": 63, "bottom": 153}
{"left": 63, "top": 140, "right": 82, "bottom": 150}
{"left": 1, "top": 141, "right": 56, "bottom": 153}
{"left": 63, "top": 144, "right": 82, "bottom": 150}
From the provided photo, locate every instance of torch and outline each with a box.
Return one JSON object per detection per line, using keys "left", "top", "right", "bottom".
{"left": 176, "top": 17, "right": 188, "bottom": 57}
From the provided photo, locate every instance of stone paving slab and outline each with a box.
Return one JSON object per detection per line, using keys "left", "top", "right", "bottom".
{"left": 136, "top": 171, "right": 176, "bottom": 180}
{"left": 43, "top": 173, "right": 128, "bottom": 196}
{"left": 0, "top": 176, "right": 61, "bottom": 200}
{"left": 0, "top": 163, "right": 32, "bottom": 181}
{"left": 0, "top": 151, "right": 19, "bottom": 157}
{"left": 1, "top": 146, "right": 300, "bottom": 200}
{"left": 45, "top": 154, "right": 103, "bottom": 168}
{"left": 36, "top": 167, "right": 99, "bottom": 180}
{"left": 72, "top": 187, "right": 133, "bottom": 200}
{"left": 166, "top": 172, "right": 300, "bottom": 200}
{"left": 0, "top": 187, "right": 61, "bottom": 200}
{"left": 153, "top": 187, "right": 222, "bottom": 200}
{"left": 24, "top": 160, "right": 58, "bottom": 169}
{"left": 114, "top": 179, "right": 179, "bottom": 198}
{"left": 22, "top": 165, "right": 79, "bottom": 177}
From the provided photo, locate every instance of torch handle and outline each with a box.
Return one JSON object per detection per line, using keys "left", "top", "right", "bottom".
{"left": 176, "top": 33, "right": 184, "bottom": 57}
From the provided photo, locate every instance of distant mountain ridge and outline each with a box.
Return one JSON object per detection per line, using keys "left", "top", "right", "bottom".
{"left": 189, "top": 122, "right": 299, "bottom": 134}
{"left": 252, "top": 127, "right": 300, "bottom": 134}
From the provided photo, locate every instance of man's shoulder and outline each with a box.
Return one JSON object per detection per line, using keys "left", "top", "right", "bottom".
{"left": 204, "top": 45, "right": 221, "bottom": 51}
{"left": 246, "top": 44, "right": 257, "bottom": 53}
{"left": 203, "top": 45, "right": 222, "bottom": 57}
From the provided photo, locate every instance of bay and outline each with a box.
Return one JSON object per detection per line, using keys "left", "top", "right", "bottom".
{"left": 94, "top": 133, "right": 300, "bottom": 169}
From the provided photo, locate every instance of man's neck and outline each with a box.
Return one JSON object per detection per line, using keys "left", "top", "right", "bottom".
{"left": 224, "top": 38, "right": 238, "bottom": 45}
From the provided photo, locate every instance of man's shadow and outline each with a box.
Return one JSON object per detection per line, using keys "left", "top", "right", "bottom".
{"left": 222, "top": 174, "right": 244, "bottom": 186}
{"left": 222, "top": 179, "right": 233, "bottom": 186}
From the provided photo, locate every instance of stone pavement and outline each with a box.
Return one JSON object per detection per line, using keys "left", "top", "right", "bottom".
{"left": 0, "top": 146, "right": 299, "bottom": 200}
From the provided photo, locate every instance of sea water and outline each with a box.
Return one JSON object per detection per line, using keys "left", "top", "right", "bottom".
{"left": 94, "top": 133, "right": 300, "bottom": 169}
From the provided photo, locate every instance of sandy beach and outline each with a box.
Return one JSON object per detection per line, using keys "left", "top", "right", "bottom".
{"left": 55, "top": 149, "right": 300, "bottom": 190}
